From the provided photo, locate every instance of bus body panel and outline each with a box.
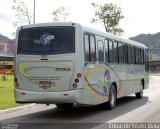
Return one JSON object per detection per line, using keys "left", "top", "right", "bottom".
{"left": 114, "top": 64, "right": 149, "bottom": 98}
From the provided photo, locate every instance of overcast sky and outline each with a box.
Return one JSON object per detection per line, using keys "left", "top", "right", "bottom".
{"left": 0, "top": 0, "right": 160, "bottom": 39}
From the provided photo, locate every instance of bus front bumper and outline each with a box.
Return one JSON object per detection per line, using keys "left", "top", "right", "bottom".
{"left": 14, "top": 88, "right": 84, "bottom": 104}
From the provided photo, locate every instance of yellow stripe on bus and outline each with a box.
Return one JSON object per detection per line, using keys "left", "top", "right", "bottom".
{"left": 85, "top": 82, "right": 107, "bottom": 101}
{"left": 84, "top": 66, "right": 112, "bottom": 101}
{"left": 19, "top": 61, "right": 72, "bottom": 77}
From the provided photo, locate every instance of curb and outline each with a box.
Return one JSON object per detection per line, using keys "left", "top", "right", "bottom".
{"left": 0, "top": 103, "right": 37, "bottom": 115}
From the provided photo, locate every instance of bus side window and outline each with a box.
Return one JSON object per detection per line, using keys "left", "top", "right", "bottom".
{"left": 131, "top": 46, "right": 135, "bottom": 64}
{"left": 109, "top": 40, "right": 114, "bottom": 63}
{"left": 90, "top": 35, "right": 96, "bottom": 62}
{"left": 97, "top": 40, "right": 104, "bottom": 63}
{"left": 105, "top": 39, "right": 109, "bottom": 63}
{"left": 135, "top": 47, "right": 139, "bottom": 64}
{"left": 84, "top": 34, "right": 90, "bottom": 62}
{"left": 128, "top": 45, "right": 132, "bottom": 64}
{"left": 141, "top": 49, "right": 144, "bottom": 64}
{"left": 139, "top": 48, "right": 144, "bottom": 65}
{"left": 138, "top": 48, "right": 141, "bottom": 64}
{"left": 113, "top": 41, "right": 118, "bottom": 63}
{"left": 84, "top": 34, "right": 96, "bottom": 63}
{"left": 145, "top": 49, "right": 149, "bottom": 72}
{"left": 124, "top": 44, "right": 128, "bottom": 64}
{"left": 118, "top": 43, "right": 124, "bottom": 64}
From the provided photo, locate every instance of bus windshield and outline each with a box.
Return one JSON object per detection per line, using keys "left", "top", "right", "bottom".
{"left": 17, "top": 26, "right": 75, "bottom": 55}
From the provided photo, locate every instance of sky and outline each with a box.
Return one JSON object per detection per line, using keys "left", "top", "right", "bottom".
{"left": 0, "top": 0, "right": 160, "bottom": 39}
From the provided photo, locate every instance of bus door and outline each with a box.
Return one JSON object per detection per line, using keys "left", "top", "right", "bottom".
{"left": 84, "top": 34, "right": 100, "bottom": 96}
{"left": 97, "top": 40, "right": 109, "bottom": 96}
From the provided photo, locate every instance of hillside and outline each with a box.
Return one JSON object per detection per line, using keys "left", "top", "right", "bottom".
{"left": 130, "top": 32, "right": 160, "bottom": 59}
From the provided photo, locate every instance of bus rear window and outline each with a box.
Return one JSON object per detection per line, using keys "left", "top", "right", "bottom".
{"left": 17, "top": 26, "right": 75, "bottom": 54}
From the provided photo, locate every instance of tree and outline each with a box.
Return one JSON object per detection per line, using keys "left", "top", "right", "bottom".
{"left": 12, "top": 0, "right": 32, "bottom": 38}
{"left": 12, "top": 0, "right": 32, "bottom": 27}
{"left": 52, "top": 6, "right": 69, "bottom": 22}
{"left": 91, "top": 3, "right": 124, "bottom": 35}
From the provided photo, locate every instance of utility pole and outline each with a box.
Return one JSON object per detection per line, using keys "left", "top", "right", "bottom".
{"left": 33, "top": 0, "right": 35, "bottom": 24}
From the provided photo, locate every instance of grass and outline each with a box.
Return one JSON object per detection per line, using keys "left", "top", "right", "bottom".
{"left": 0, "top": 75, "right": 25, "bottom": 110}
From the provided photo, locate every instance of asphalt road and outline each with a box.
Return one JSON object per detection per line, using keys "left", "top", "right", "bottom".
{"left": 0, "top": 76, "right": 160, "bottom": 129}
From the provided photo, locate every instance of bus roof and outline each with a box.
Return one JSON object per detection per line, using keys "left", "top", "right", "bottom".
{"left": 17, "top": 22, "right": 147, "bottom": 49}
{"left": 81, "top": 25, "right": 147, "bottom": 49}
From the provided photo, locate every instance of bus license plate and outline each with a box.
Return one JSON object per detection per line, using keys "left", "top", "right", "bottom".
{"left": 39, "top": 81, "right": 51, "bottom": 89}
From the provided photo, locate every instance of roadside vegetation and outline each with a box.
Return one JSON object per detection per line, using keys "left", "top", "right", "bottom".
{"left": 0, "top": 75, "right": 25, "bottom": 110}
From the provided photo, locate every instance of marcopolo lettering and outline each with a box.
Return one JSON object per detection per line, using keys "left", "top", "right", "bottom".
{"left": 56, "top": 68, "right": 71, "bottom": 71}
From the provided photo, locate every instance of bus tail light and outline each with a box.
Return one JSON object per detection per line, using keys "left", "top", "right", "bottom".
{"left": 15, "top": 78, "right": 18, "bottom": 82}
{"left": 77, "top": 73, "right": 82, "bottom": 78}
{"left": 72, "top": 83, "right": 77, "bottom": 88}
{"left": 71, "top": 73, "right": 81, "bottom": 89}
{"left": 74, "top": 78, "right": 79, "bottom": 83}
{"left": 14, "top": 73, "right": 19, "bottom": 88}
{"left": 16, "top": 82, "right": 19, "bottom": 87}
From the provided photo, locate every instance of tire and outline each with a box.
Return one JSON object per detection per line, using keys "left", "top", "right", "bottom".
{"left": 135, "top": 82, "right": 143, "bottom": 99}
{"left": 56, "top": 103, "right": 73, "bottom": 109}
{"left": 106, "top": 85, "right": 117, "bottom": 110}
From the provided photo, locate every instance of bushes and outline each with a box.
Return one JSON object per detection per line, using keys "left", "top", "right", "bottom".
{"left": 6, "top": 71, "right": 14, "bottom": 75}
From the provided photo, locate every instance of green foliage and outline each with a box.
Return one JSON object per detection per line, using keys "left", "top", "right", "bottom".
{"left": 52, "top": 6, "right": 69, "bottom": 22}
{"left": 91, "top": 3, "right": 124, "bottom": 35}
{"left": 6, "top": 71, "right": 14, "bottom": 75}
{"left": 0, "top": 75, "right": 25, "bottom": 110}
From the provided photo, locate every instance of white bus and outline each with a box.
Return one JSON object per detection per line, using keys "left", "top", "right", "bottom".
{"left": 14, "top": 22, "right": 149, "bottom": 109}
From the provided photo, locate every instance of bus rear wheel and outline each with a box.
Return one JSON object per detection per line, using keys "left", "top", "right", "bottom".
{"left": 56, "top": 103, "right": 73, "bottom": 109}
{"left": 106, "top": 85, "right": 117, "bottom": 110}
{"left": 135, "top": 81, "right": 143, "bottom": 99}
